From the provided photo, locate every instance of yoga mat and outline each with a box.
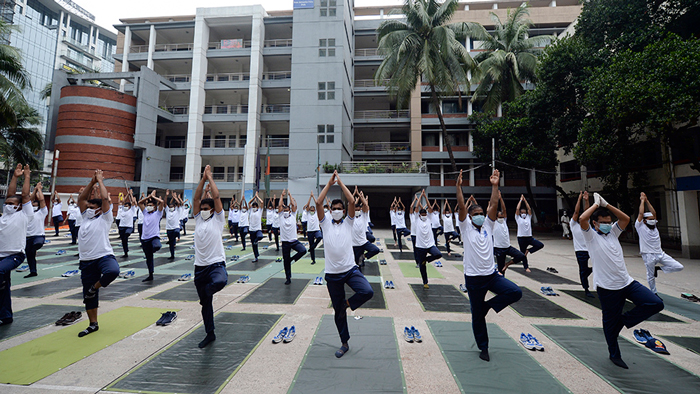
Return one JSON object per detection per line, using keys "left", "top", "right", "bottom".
{"left": 227, "top": 257, "right": 275, "bottom": 272}
{"left": 291, "top": 258, "right": 325, "bottom": 274}
{"left": 391, "top": 251, "right": 415, "bottom": 261}
{"left": 166, "top": 261, "right": 197, "bottom": 271}
{"left": 289, "top": 315, "right": 404, "bottom": 394}
{"left": 662, "top": 336, "right": 700, "bottom": 356}
{"left": 122, "top": 256, "right": 182, "bottom": 269}
{"left": 12, "top": 276, "right": 82, "bottom": 298}
{"left": 441, "top": 253, "right": 463, "bottom": 261}
{"left": 510, "top": 287, "right": 582, "bottom": 319}
{"left": 536, "top": 325, "right": 700, "bottom": 394}
{"left": 147, "top": 281, "right": 200, "bottom": 302}
{"left": 658, "top": 293, "right": 700, "bottom": 321}
{"left": 428, "top": 320, "right": 569, "bottom": 394}
{"left": 63, "top": 274, "right": 178, "bottom": 301}
{"left": 36, "top": 253, "right": 80, "bottom": 265}
{"left": 108, "top": 312, "right": 282, "bottom": 394}
{"left": 508, "top": 267, "right": 579, "bottom": 285}
{"left": 398, "top": 262, "right": 444, "bottom": 279}
{"left": 561, "top": 290, "right": 683, "bottom": 323}
{"left": 360, "top": 260, "right": 381, "bottom": 276}
{"left": 328, "top": 281, "right": 386, "bottom": 310}
{"left": 0, "top": 304, "right": 77, "bottom": 342}
{"left": 409, "top": 284, "right": 469, "bottom": 313}
{"left": 0, "top": 306, "right": 169, "bottom": 385}
{"left": 239, "top": 278, "right": 309, "bottom": 304}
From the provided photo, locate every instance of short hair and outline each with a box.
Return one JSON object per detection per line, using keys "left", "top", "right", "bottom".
{"left": 331, "top": 199, "right": 344, "bottom": 210}
{"left": 146, "top": 198, "right": 156, "bottom": 205}
{"left": 282, "top": 204, "right": 290, "bottom": 210}
{"left": 468, "top": 204, "right": 483, "bottom": 214}
{"left": 200, "top": 198, "right": 215, "bottom": 210}
{"left": 251, "top": 202, "right": 259, "bottom": 208}
{"left": 591, "top": 207, "right": 612, "bottom": 222}
{"left": 419, "top": 209, "right": 427, "bottom": 215}
{"left": 519, "top": 207, "right": 528, "bottom": 212}
{"left": 5, "top": 195, "right": 21, "bottom": 204}
{"left": 87, "top": 198, "right": 103, "bottom": 206}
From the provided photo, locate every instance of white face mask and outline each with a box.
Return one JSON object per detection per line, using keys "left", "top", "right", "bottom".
{"left": 445, "top": 213, "right": 451, "bottom": 218}
{"left": 3, "top": 204, "right": 19, "bottom": 216}
{"left": 242, "top": 209, "right": 247, "bottom": 213}
{"left": 310, "top": 210, "right": 315, "bottom": 215}
{"left": 420, "top": 216, "right": 428, "bottom": 222}
{"left": 33, "top": 206, "right": 39, "bottom": 212}
{"left": 355, "top": 211, "right": 362, "bottom": 217}
{"left": 520, "top": 213, "right": 527, "bottom": 219}
{"left": 85, "top": 208, "right": 99, "bottom": 219}
{"left": 146, "top": 206, "right": 155, "bottom": 213}
{"left": 331, "top": 210, "right": 344, "bottom": 221}
{"left": 253, "top": 208, "right": 258, "bottom": 212}
{"left": 497, "top": 218, "right": 505, "bottom": 223}
{"left": 169, "top": 207, "right": 175, "bottom": 212}
{"left": 397, "top": 210, "right": 403, "bottom": 215}
{"left": 646, "top": 219, "right": 657, "bottom": 226}
{"left": 200, "top": 209, "right": 212, "bottom": 220}
{"left": 123, "top": 206, "right": 130, "bottom": 211}
{"left": 284, "top": 212, "right": 291, "bottom": 219}
{"left": 233, "top": 209, "right": 238, "bottom": 212}
{"left": 324, "top": 208, "right": 329, "bottom": 213}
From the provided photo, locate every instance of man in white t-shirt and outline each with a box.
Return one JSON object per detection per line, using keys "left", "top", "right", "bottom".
{"left": 351, "top": 190, "right": 380, "bottom": 271}
{"left": 50, "top": 190, "right": 64, "bottom": 237}
{"left": 248, "top": 192, "right": 264, "bottom": 262}
{"left": 138, "top": 190, "right": 165, "bottom": 282}
{"left": 393, "top": 198, "right": 411, "bottom": 253}
{"left": 269, "top": 194, "right": 280, "bottom": 251}
{"left": 279, "top": 190, "right": 307, "bottom": 284}
{"left": 304, "top": 193, "right": 323, "bottom": 264}
{"left": 442, "top": 200, "right": 460, "bottom": 255}
{"left": 25, "top": 182, "right": 49, "bottom": 278}
{"left": 390, "top": 197, "right": 398, "bottom": 244}
{"left": 67, "top": 192, "right": 82, "bottom": 245}
{"left": 429, "top": 199, "right": 443, "bottom": 247}
{"left": 228, "top": 199, "right": 240, "bottom": 241}
{"left": 561, "top": 211, "right": 571, "bottom": 239}
{"left": 192, "top": 165, "right": 228, "bottom": 348}
{"left": 571, "top": 191, "right": 594, "bottom": 297}
{"left": 116, "top": 190, "right": 137, "bottom": 258}
{"left": 0, "top": 164, "right": 32, "bottom": 325}
{"left": 136, "top": 192, "right": 145, "bottom": 238}
{"left": 76, "top": 170, "right": 121, "bottom": 338}
{"left": 300, "top": 206, "right": 308, "bottom": 239}
{"left": 457, "top": 169, "right": 522, "bottom": 363}
{"left": 580, "top": 193, "right": 664, "bottom": 369}
{"left": 317, "top": 171, "right": 373, "bottom": 359}
{"left": 238, "top": 198, "right": 250, "bottom": 250}
{"left": 636, "top": 192, "right": 683, "bottom": 295}
{"left": 492, "top": 192, "right": 526, "bottom": 275}
{"left": 412, "top": 190, "right": 442, "bottom": 288}
{"left": 180, "top": 200, "right": 190, "bottom": 235}
{"left": 514, "top": 195, "right": 543, "bottom": 272}
{"left": 266, "top": 201, "right": 276, "bottom": 242}
{"left": 165, "top": 190, "right": 183, "bottom": 259}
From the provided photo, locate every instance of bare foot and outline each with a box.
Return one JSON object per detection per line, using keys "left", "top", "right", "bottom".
{"left": 503, "top": 260, "right": 514, "bottom": 272}
{"left": 525, "top": 268, "right": 532, "bottom": 273}
{"left": 447, "top": 252, "right": 452, "bottom": 256}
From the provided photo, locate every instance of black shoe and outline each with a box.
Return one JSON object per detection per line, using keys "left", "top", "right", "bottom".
{"left": 78, "top": 323, "right": 99, "bottom": 337}
{"left": 610, "top": 357, "right": 628, "bottom": 369}
{"left": 168, "top": 256, "right": 175, "bottom": 260}
{"left": 284, "top": 279, "right": 291, "bottom": 285}
{"left": 56, "top": 312, "right": 72, "bottom": 326}
{"left": 199, "top": 332, "right": 216, "bottom": 348}
{"left": 162, "top": 311, "right": 177, "bottom": 326}
{"left": 122, "top": 254, "right": 129, "bottom": 258}
{"left": 0, "top": 317, "right": 13, "bottom": 326}
{"left": 310, "top": 260, "right": 316, "bottom": 265}
{"left": 479, "top": 349, "right": 490, "bottom": 362}
{"left": 585, "top": 290, "right": 595, "bottom": 298}
{"left": 654, "top": 266, "right": 661, "bottom": 277}
{"left": 62, "top": 311, "right": 82, "bottom": 325}
{"left": 84, "top": 286, "right": 97, "bottom": 299}
{"left": 24, "top": 272, "right": 38, "bottom": 278}
{"left": 142, "top": 275, "right": 154, "bottom": 282}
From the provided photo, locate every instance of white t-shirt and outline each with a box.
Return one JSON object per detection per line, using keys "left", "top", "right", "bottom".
{"left": 271, "top": 210, "right": 279, "bottom": 228}
{"left": 118, "top": 206, "right": 136, "bottom": 228}
{"left": 352, "top": 212, "right": 369, "bottom": 246}
{"left": 460, "top": 216, "right": 497, "bottom": 276}
{"left": 395, "top": 211, "right": 407, "bottom": 229}
{"left": 266, "top": 209, "right": 275, "bottom": 225}
{"left": 635, "top": 220, "right": 663, "bottom": 254}
{"left": 228, "top": 208, "right": 240, "bottom": 223}
{"left": 180, "top": 207, "right": 190, "bottom": 220}
{"left": 430, "top": 211, "right": 441, "bottom": 228}
{"left": 320, "top": 216, "right": 356, "bottom": 274}
{"left": 279, "top": 211, "right": 298, "bottom": 242}
{"left": 136, "top": 208, "right": 143, "bottom": 225}
{"left": 493, "top": 218, "right": 510, "bottom": 248}
{"left": 443, "top": 214, "right": 455, "bottom": 233}
{"left": 78, "top": 206, "right": 115, "bottom": 261}
{"left": 141, "top": 208, "right": 163, "bottom": 240}
{"left": 165, "top": 207, "right": 182, "bottom": 230}
{"left": 27, "top": 206, "right": 48, "bottom": 237}
{"left": 67, "top": 204, "right": 80, "bottom": 222}
{"left": 582, "top": 223, "right": 634, "bottom": 291}
{"left": 570, "top": 219, "right": 587, "bottom": 252}
{"left": 561, "top": 215, "right": 570, "bottom": 226}
{"left": 390, "top": 210, "right": 397, "bottom": 227}
{"left": 307, "top": 211, "right": 320, "bottom": 232}
{"left": 515, "top": 213, "right": 532, "bottom": 237}
{"left": 409, "top": 211, "right": 417, "bottom": 236}
{"left": 412, "top": 213, "right": 435, "bottom": 249}
{"left": 301, "top": 210, "right": 309, "bottom": 223}
{"left": 248, "top": 208, "right": 263, "bottom": 231}
{"left": 239, "top": 210, "right": 250, "bottom": 227}
{"left": 194, "top": 210, "right": 226, "bottom": 266}
{"left": 51, "top": 202, "right": 62, "bottom": 218}
{"left": 0, "top": 202, "right": 32, "bottom": 257}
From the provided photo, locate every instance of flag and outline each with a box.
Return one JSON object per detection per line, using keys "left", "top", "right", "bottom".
{"left": 264, "top": 143, "right": 271, "bottom": 195}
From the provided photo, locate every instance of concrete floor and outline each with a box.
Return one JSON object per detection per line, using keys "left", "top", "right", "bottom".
{"left": 1, "top": 227, "right": 699, "bottom": 394}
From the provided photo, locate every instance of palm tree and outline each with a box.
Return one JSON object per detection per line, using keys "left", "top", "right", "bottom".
{"left": 469, "top": 3, "right": 550, "bottom": 112}
{"left": 0, "top": 102, "right": 44, "bottom": 170}
{"left": 0, "top": 21, "right": 31, "bottom": 127}
{"left": 375, "top": 0, "right": 479, "bottom": 173}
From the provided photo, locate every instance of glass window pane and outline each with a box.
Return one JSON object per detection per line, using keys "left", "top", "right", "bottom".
{"left": 319, "top": 39, "right": 326, "bottom": 46}
{"left": 327, "top": 81, "right": 335, "bottom": 90}
{"left": 318, "top": 125, "right": 325, "bottom": 133}
{"left": 319, "top": 48, "right": 326, "bottom": 57}
{"left": 329, "top": 8, "right": 336, "bottom": 16}
{"left": 327, "top": 91, "right": 335, "bottom": 100}
{"left": 320, "top": 9, "right": 327, "bottom": 16}
{"left": 318, "top": 82, "right": 326, "bottom": 90}
{"left": 328, "top": 48, "right": 335, "bottom": 57}
{"left": 328, "top": 39, "right": 335, "bottom": 46}
{"left": 318, "top": 135, "right": 325, "bottom": 143}
{"left": 327, "top": 124, "right": 334, "bottom": 133}
{"left": 330, "top": 0, "right": 336, "bottom": 6}
{"left": 326, "top": 135, "right": 334, "bottom": 143}
{"left": 318, "top": 92, "right": 325, "bottom": 100}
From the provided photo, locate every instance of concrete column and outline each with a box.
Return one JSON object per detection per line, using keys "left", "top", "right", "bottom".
{"left": 54, "top": 11, "right": 65, "bottom": 73}
{"left": 678, "top": 191, "right": 700, "bottom": 258}
{"left": 183, "top": 15, "right": 210, "bottom": 187}
{"left": 439, "top": 132, "right": 443, "bottom": 152}
{"left": 243, "top": 13, "right": 265, "bottom": 189}
{"left": 120, "top": 26, "right": 131, "bottom": 92}
{"left": 88, "top": 25, "right": 94, "bottom": 47}
{"left": 409, "top": 82, "right": 422, "bottom": 162}
{"left": 440, "top": 165, "right": 444, "bottom": 186}
{"left": 469, "top": 165, "right": 475, "bottom": 186}
{"left": 530, "top": 169, "right": 536, "bottom": 187}
{"left": 147, "top": 25, "right": 156, "bottom": 70}
{"left": 550, "top": 1, "right": 557, "bottom": 7}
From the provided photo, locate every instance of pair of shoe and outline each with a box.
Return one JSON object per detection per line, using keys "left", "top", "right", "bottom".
{"left": 237, "top": 275, "right": 250, "bottom": 283}
{"left": 15, "top": 265, "right": 29, "bottom": 272}
{"left": 540, "top": 286, "right": 558, "bottom": 296}
{"left": 119, "top": 270, "right": 136, "bottom": 279}
{"left": 225, "top": 245, "right": 233, "bottom": 250}
{"left": 156, "top": 311, "right": 177, "bottom": 326}
{"left": 188, "top": 245, "right": 195, "bottom": 250}
{"left": 459, "top": 283, "right": 468, "bottom": 293}
{"left": 434, "top": 261, "right": 443, "bottom": 267}
{"left": 313, "top": 277, "right": 324, "bottom": 285}
{"left": 185, "top": 255, "right": 195, "bottom": 260}
{"left": 634, "top": 329, "right": 670, "bottom": 355}
{"left": 546, "top": 267, "right": 559, "bottom": 273}
{"left": 62, "top": 270, "right": 79, "bottom": 277}
{"left": 520, "top": 333, "right": 544, "bottom": 351}
{"left": 44, "top": 239, "right": 51, "bottom": 244}
{"left": 383, "top": 281, "right": 395, "bottom": 289}
{"left": 56, "top": 311, "right": 82, "bottom": 326}
{"left": 276, "top": 257, "right": 282, "bottom": 262}
{"left": 178, "top": 273, "right": 192, "bottom": 281}
{"left": 379, "top": 259, "right": 387, "bottom": 265}
{"left": 403, "top": 326, "right": 422, "bottom": 343}
{"left": 681, "top": 293, "right": 700, "bottom": 302}
{"left": 272, "top": 326, "right": 296, "bottom": 343}
{"left": 230, "top": 255, "right": 240, "bottom": 261}
{"left": 55, "top": 250, "right": 66, "bottom": 255}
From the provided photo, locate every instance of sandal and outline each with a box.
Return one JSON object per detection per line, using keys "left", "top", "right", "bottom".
{"left": 335, "top": 345, "right": 349, "bottom": 358}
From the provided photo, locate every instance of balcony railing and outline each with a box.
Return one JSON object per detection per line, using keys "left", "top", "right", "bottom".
{"left": 227, "top": 173, "right": 244, "bottom": 182}
{"left": 269, "top": 173, "right": 288, "bottom": 180}
{"left": 265, "top": 39, "right": 293, "bottom": 47}
{"left": 208, "top": 41, "right": 252, "bottom": 50}
{"left": 262, "top": 104, "right": 290, "bottom": 113}
{"left": 355, "top": 79, "right": 390, "bottom": 88}
{"left": 163, "top": 106, "right": 189, "bottom": 115}
{"left": 164, "top": 74, "right": 191, "bottom": 83}
{"left": 170, "top": 173, "right": 184, "bottom": 181}
{"left": 263, "top": 138, "right": 290, "bottom": 148}
{"left": 207, "top": 73, "right": 249, "bottom": 82}
{"left": 356, "top": 48, "right": 381, "bottom": 57}
{"left": 63, "top": 37, "right": 97, "bottom": 56}
{"left": 204, "top": 104, "right": 249, "bottom": 115}
{"left": 263, "top": 71, "right": 292, "bottom": 80}
{"left": 354, "top": 142, "right": 410, "bottom": 152}
{"left": 332, "top": 161, "right": 426, "bottom": 174}
{"left": 165, "top": 139, "right": 186, "bottom": 148}
{"left": 60, "top": 50, "right": 95, "bottom": 70}
{"left": 130, "top": 43, "right": 194, "bottom": 53}
{"left": 354, "top": 110, "right": 409, "bottom": 119}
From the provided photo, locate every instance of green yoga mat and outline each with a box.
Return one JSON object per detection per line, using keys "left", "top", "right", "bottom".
{"left": 292, "top": 258, "right": 325, "bottom": 274}
{"left": 239, "top": 278, "right": 310, "bottom": 304}
{"left": 0, "top": 304, "right": 77, "bottom": 342}
{"left": 12, "top": 276, "right": 82, "bottom": 298}
{"left": 108, "top": 312, "right": 282, "bottom": 394}
{"left": 658, "top": 293, "right": 700, "bottom": 321}
{"left": 0, "top": 306, "right": 169, "bottom": 385}
{"left": 147, "top": 281, "right": 201, "bottom": 302}
{"left": 409, "top": 284, "right": 469, "bottom": 313}
{"left": 536, "top": 325, "right": 700, "bottom": 393}
{"left": 561, "top": 289, "right": 683, "bottom": 323}
{"left": 326, "top": 281, "right": 386, "bottom": 310}
{"left": 662, "top": 336, "right": 700, "bottom": 356}
{"left": 227, "top": 256, "right": 276, "bottom": 272}
{"left": 510, "top": 287, "right": 583, "bottom": 319}
{"left": 398, "top": 262, "right": 444, "bottom": 279}
{"left": 289, "top": 315, "right": 404, "bottom": 394}
{"left": 508, "top": 266, "right": 579, "bottom": 285}
{"left": 63, "top": 274, "right": 178, "bottom": 301}
{"left": 428, "top": 320, "right": 570, "bottom": 394}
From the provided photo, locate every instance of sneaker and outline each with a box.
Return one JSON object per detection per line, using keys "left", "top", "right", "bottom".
{"left": 178, "top": 274, "right": 189, "bottom": 281}
{"left": 459, "top": 284, "right": 468, "bottom": 292}
{"left": 44, "top": 239, "right": 51, "bottom": 244}
{"left": 283, "top": 326, "right": 296, "bottom": 343}
{"left": 520, "top": 333, "right": 536, "bottom": 350}
{"left": 123, "top": 270, "right": 135, "bottom": 279}
{"left": 403, "top": 327, "right": 414, "bottom": 343}
{"left": 161, "top": 311, "right": 177, "bottom": 326}
{"left": 634, "top": 329, "right": 648, "bottom": 344}
{"left": 527, "top": 333, "right": 544, "bottom": 351}
{"left": 645, "top": 338, "right": 670, "bottom": 355}
{"left": 15, "top": 265, "right": 29, "bottom": 272}
{"left": 681, "top": 293, "right": 700, "bottom": 302}
{"left": 242, "top": 275, "right": 250, "bottom": 283}
{"left": 62, "top": 270, "right": 78, "bottom": 277}
{"left": 317, "top": 277, "right": 323, "bottom": 285}
{"left": 55, "top": 250, "right": 66, "bottom": 255}
{"left": 63, "top": 311, "right": 82, "bottom": 325}
{"left": 389, "top": 281, "right": 395, "bottom": 289}
{"left": 411, "top": 326, "right": 422, "bottom": 343}
{"left": 423, "top": 284, "right": 429, "bottom": 289}
{"left": 56, "top": 312, "right": 72, "bottom": 325}
{"left": 272, "top": 327, "right": 288, "bottom": 343}
{"left": 185, "top": 255, "right": 194, "bottom": 260}
{"left": 156, "top": 312, "right": 170, "bottom": 325}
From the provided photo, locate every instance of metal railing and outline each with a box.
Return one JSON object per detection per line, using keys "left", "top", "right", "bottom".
{"left": 263, "top": 71, "right": 292, "bottom": 80}
{"left": 163, "top": 106, "right": 189, "bottom": 115}
{"left": 355, "top": 79, "right": 389, "bottom": 88}
{"left": 265, "top": 39, "right": 293, "bottom": 47}
{"left": 207, "top": 72, "right": 250, "bottom": 82}
{"left": 204, "top": 104, "right": 249, "bottom": 115}
{"left": 60, "top": 49, "right": 95, "bottom": 70}
{"left": 269, "top": 173, "right": 288, "bottom": 180}
{"left": 262, "top": 104, "right": 291, "bottom": 113}
{"left": 165, "top": 139, "right": 186, "bottom": 148}
{"left": 332, "top": 161, "right": 426, "bottom": 174}
{"left": 130, "top": 43, "right": 194, "bottom": 53}
{"left": 164, "top": 74, "right": 191, "bottom": 83}
{"left": 208, "top": 41, "right": 252, "bottom": 50}
{"left": 354, "top": 142, "right": 409, "bottom": 152}
{"left": 227, "top": 173, "right": 244, "bottom": 182}
{"left": 355, "top": 48, "right": 381, "bottom": 57}
{"left": 63, "top": 37, "right": 96, "bottom": 55}
{"left": 170, "top": 173, "right": 184, "bottom": 181}
{"left": 354, "top": 110, "right": 409, "bottom": 119}
{"left": 263, "top": 138, "right": 290, "bottom": 148}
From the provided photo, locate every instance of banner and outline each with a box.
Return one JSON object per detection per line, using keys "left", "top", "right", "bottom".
{"left": 293, "top": 0, "right": 314, "bottom": 9}
{"left": 221, "top": 39, "right": 243, "bottom": 49}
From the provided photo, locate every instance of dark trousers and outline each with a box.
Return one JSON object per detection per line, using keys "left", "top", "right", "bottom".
{"left": 325, "top": 266, "right": 374, "bottom": 343}
{"left": 52, "top": 215, "right": 63, "bottom": 236}
{"left": 282, "top": 240, "right": 307, "bottom": 280}
{"left": 250, "top": 230, "right": 264, "bottom": 258}
{"left": 229, "top": 221, "right": 239, "bottom": 238}
{"left": 517, "top": 236, "right": 544, "bottom": 258}
{"left": 25, "top": 236, "right": 45, "bottom": 274}
{"left": 68, "top": 220, "right": 78, "bottom": 244}
{"left": 353, "top": 241, "right": 380, "bottom": 267}
{"left": 118, "top": 227, "right": 133, "bottom": 255}
{"left": 307, "top": 230, "right": 323, "bottom": 262}
{"left": 598, "top": 280, "right": 664, "bottom": 359}
{"left": 366, "top": 231, "right": 376, "bottom": 244}
{"left": 137, "top": 223, "right": 143, "bottom": 238}
{"left": 239, "top": 226, "right": 249, "bottom": 249}
{"left": 444, "top": 231, "right": 460, "bottom": 253}
{"left": 167, "top": 229, "right": 180, "bottom": 257}
{"left": 115, "top": 219, "right": 121, "bottom": 228}
{"left": 79, "top": 255, "right": 120, "bottom": 311}
{"left": 141, "top": 237, "right": 162, "bottom": 274}
{"left": 267, "top": 224, "right": 273, "bottom": 241}
{"left": 415, "top": 246, "right": 442, "bottom": 284}
{"left": 494, "top": 246, "right": 527, "bottom": 273}
{"left": 180, "top": 218, "right": 188, "bottom": 235}
{"left": 302, "top": 221, "right": 307, "bottom": 235}
{"left": 411, "top": 235, "right": 417, "bottom": 260}
{"left": 465, "top": 272, "right": 522, "bottom": 350}
{"left": 396, "top": 228, "right": 410, "bottom": 252}
{"left": 391, "top": 225, "right": 397, "bottom": 242}
{"left": 194, "top": 262, "right": 228, "bottom": 334}
{"left": 576, "top": 251, "right": 592, "bottom": 291}
{"left": 0, "top": 253, "right": 25, "bottom": 320}
{"left": 271, "top": 227, "right": 280, "bottom": 250}
{"left": 432, "top": 226, "right": 444, "bottom": 245}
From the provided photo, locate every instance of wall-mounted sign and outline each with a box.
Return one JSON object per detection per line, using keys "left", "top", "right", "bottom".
{"left": 293, "top": 0, "right": 314, "bottom": 9}
{"left": 221, "top": 39, "right": 243, "bottom": 49}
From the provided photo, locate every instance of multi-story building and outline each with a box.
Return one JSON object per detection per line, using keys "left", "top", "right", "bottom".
{"left": 45, "top": 0, "right": 582, "bottom": 225}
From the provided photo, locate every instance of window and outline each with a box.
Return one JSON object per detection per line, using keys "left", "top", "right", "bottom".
{"left": 202, "top": 135, "right": 211, "bottom": 148}
{"left": 317, "top": 124, "right": 335, "bottom": 143}
{"left": 214, "top": 135, "right": 226, "bottom": 148}
{"left": 318, "top": 81, "right": 335, "bottom": 100}
{"left": 320, "top": 0, "right": 337, "bottom": 17}
{"left": 319, "top": 38, "right": 336, "bottom": 57}
{"left": 213, "top": 167, "right": 225, "bottom": 180}
{"left": 560, "top": 160, "right": 581, "bottom": 182}
{"left": 227, "top": 166, "right": 237, "bottom": 182}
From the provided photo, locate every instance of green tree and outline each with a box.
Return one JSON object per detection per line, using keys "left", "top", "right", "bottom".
{"left": 375, "top": 0, "right": 478, "bottom": 172}
{"left": 469, "top": 3, "right": 550, "bottom": 112}
{"left": 0, "top": 21, "right": 31, "bottom": 128}
{"left": 0, "top": 102, "right": 44, "bottom": 170}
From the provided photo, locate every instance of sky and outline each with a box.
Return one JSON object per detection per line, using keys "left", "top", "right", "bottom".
{"left": 77, "top": 0, "right": 405, "bottom": 32}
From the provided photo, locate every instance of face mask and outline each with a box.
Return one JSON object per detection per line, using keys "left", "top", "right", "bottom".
{"left": 471, "top": 214, "right": 486, "bottom": 226}
{"left": 146, "top": 206, "right": 155, "bottom": 213}
{"left": 520, "top": 213, "right": 528, "bottom": 219}
{"left": 33, "top": 206, "right": 39, "bottom": 212}
{"left": 420, "top": 216, "right": 428, "bottom": 222}
{"left": 242, "top": 209, "right": 247, "bottom": 213}
{"left": 310, "top": 210, "right": 315, "bottom": 214}
{"left": 397, "top": 210, "right": 403, "bottom": 215}
{"left": 331, "top": 210, "right": 344, "bottom": 221}
{"left": 324, "top": 208, "right": 329, "bottom": 213}
{"left": 646, "top": 220, "right": 657, "bottom": 226}
{"left": 497, "top": 218, "right": 505, "bottom": 224}
{"left": 123, "top": 207, "right": 130, "bottom": 211}
{"left": 233, "top": 209, "right": 238, "bottom": 212}
{"left": 598, "top": 223, "right": 612, "bottom": 234}
{"left": 445, "top": 213, "right": 451, "bottom": 218}
{"left": 85, "top": 208, "right": 99, "bottom": 219}
{"left": 200, "top": 209, "right": 212, "bottom": 220}
{"left": 169, "top": 207, "right": 175, "bottom": 212}
{"left": 3, "top": 204, "right": 19, "bottom": 215}
{"left": 253, "top": 208, "right": 258, "bottom": 212}
{"left": 355, "top": 211, "right": 362, "bottom": 216}
{"left": 284, "top": 212, "right": 291, "bottom": 219}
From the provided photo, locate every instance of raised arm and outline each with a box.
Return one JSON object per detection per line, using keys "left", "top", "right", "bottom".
{"left": 499, "top": 192, "right": 506, "bottom": 217}
{"left": 7, "top": 164, "right": 22, "bottom": 201}
{"left": 444, "top": 199, "right": 451, "bottom": 214}
{"left": 572, "top": 191, "right": 583, "bottom": 222}
{"left": 315, "top": 173, "right": 336, "bottom": 222}
{"left": 36, "top": 183, "right": 46, "bottom": 209}
{"left": 398, "top": 197, "right": 405, "bottom": 210}
{"left": 240, "top": 197, "right": 248, "bottom": 210}
{"left": 20, "top": 165, "right": 30, "bottom": 204}
{"left": 290, "top": 192, "right": 298, "bottom": 213}
{"left": 516, "top": 196, "right": 523, "bottom": 215}
{"left": 149, "top": 190, "right": 165, "bottom": 211}
{"left": 410, "top": 194, "right": 419, "bottom": 214}
{"left": 278, "top": 189, "right": 286, "bottom": 213}
{"left": 94, "top": 170, "right": 110, "bottom": 213}
{"left": 336, "top": 172, "right": 355, "bottom": 218}
{"left": 193, "top": 166, "right": 207, "bottom": 216}
{"left": 640, "top": 192, "right": 656, "bottom": 221}
{"left": 487, "top": 170, "right": 500, "bottom": 221}
{"left": 53, "top": 190, "right": 61, "bottom": 203}
{"left": 358, "top": 191, "right": 369, "bottom": 213}
{"left": 522, "top": 196, "right": 532, "bottom": 215}
{"left": 304, "top": 193, "right": 313, "bottom": 211}
{"left": 205, "top": 166, "right": 223, "bottom": 213}
{"left": 456, "top": 170, "right": 467, "bottom": 222}
{"left": 78, "top": 173, "right": 97, "bottom": 212}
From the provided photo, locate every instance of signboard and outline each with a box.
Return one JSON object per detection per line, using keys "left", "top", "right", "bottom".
{"left": 221, "top": 39, "right": 243, "bottom": 49}
{"left": 293, "top": 0, "right": 314, "bottom": 9}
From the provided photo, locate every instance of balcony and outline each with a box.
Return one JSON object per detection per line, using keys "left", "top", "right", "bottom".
{"left": 356, "top": 48, "right": 380, "bottom": 57}
{"left": 164, "top": 106, "right": 189, "bottom": 115}
{"left": 131, "top": 43, "right": 194, "bottom": 53}
{"left": 204, "top": 104, "right": 248, "bottom": 114}
{"left": 354, "top": 110, "right": 410, "bottom": 124}
{"left": 207, "top": 73, "right": 250, "bottom": 82}
{"left": 353, "top": 142, "right": 410, "bottom": 157}
{"left": 263, "top": 138, "right": 290, "bottom": 148}
{"left": 354, "top": 79, "right": 389, "bottom": 88}
{"left": 60, "top": 50, "right": 96, "bottom": 71}
{"left": 261, "top": 104, "right": 290, "bottom": 121}
{"left": 320, "top": 161, "right": 429, "bottom": 187}
{"left": 63, "top": 37, "right": 99, "bottom": 59}
{"left": 164, "top": 74, "right": 191, "bottom": 83}
{"left": 170, "top": 173, "right": 184, "bottom": 182}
